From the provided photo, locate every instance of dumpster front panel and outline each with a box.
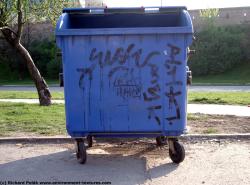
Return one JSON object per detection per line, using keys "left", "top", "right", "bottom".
{"left": 61, "top": 33, "right": 188, "bottom": 136}
{"left": 56, "top": 7, "right": 193, "bottom": 137}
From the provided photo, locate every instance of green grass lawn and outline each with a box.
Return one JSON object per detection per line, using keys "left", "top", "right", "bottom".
{"left": 192, "top": 62, "right": 250, "bottom": 85}
{"left": 0, "top": 91, "right": 64, "bottom": 99}
{"left": 188, "top": 92, "right": 250, "bottom": 105}
{"left": 0, "top": 102, "right": 216, "bottom": 137}
{"left": 0, "top": 78, "right": 59, "bottom": 85}
{"left": 0, "top": 91, "right": 249, "bottom": 105}
{"left": 0, "top": 102, "right": 248, "bottom": 137}
{"left": 0, "top": 102, "right": 66, "bottom": 136}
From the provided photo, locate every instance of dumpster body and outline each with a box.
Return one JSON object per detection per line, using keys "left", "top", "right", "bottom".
{"left": 56, "top": 7, "right": 193, "bottom": 164}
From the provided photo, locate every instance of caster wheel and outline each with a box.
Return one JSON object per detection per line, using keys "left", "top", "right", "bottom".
{"left": 76, "top": 140, "right": 87, "bottom": 164}
{"left": 169, "top": 141, "right": 185, "bottom": 164}
{"left": 87, "top": 135, "right": 93, "bottom": 148}
{"left": 156, "top": 136, "right": 167, "bottom": 146}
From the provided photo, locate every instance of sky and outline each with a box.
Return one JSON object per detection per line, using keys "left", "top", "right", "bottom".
{"left": 101, "top": 0, "right": 250, "bottom": 10}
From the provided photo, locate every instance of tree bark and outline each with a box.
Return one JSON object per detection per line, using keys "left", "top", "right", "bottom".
{"left": 1, "top": 27, "right": 52, "bottom": 106}
{"left": 16, "top": 44, "right": 52, "bottom": 106}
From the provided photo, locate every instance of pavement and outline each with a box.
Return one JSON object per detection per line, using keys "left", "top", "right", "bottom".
{"left": 188, "top": 85, "right": 250, "bottom": 92}
{"left": 1, "top": 85, "right": 250, "bottom": 92}
{"left": 0, "top": 98, "right": 65, "bottom": 104}
{"left": 0, "top": 98, "right": 249, "bottom": 117}
{"left": 0, "top": 85, "right": 63, "bottom": 92}
{"left": 188, "top": 104, "right": 250, "bottom": 117}
{"left": 0, "top": 140, "right": 249, "bottom": 185}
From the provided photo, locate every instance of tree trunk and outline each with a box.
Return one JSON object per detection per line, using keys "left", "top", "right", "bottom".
{"left": 16, "top": 44, "right": 52, "bottom": 105}
{"left": 1, "top": 28, "right": 52, "bottom": 106}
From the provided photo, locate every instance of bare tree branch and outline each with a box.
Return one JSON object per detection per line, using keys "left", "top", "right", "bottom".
{"left": 16, "top": 0, "right": 23, "bottom": 42}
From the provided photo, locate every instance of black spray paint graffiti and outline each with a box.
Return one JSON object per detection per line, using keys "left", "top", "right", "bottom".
{"left": 165, "top": 86, "right": 181, "bottom": 123}
{"left": 77, "top": 43, "right": 160, "bottom": 90}
{"left": 142, "top": 44, "right": 183, "bottom": 125}
{"left": 113, "top": 69, "right": 142, "bottom": 100}
{"left": 147, "top": 105, "right": 162, "bottom": 125}
{"left": 141, "top": 60, "right": 161, "bottom": 124}
{"left": 165, "top": 44, "right": 183, "bottom": 86}
{"left": 76, "top": 43, "right": 182, "bottom": 126}
{"left": 164, "top": 44, "right": 182, "bottom": 124}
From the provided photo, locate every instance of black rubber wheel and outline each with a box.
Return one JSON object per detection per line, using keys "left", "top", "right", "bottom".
{"left": 76, "top": 140, "right": 87, "bottom": 164}
{"left": 169, "top": 141, "right": 185, "bottom": 164}
{"left": 156, "top": 136, "right": 167, "bottom": 146}
{"left": 87, "top": 135, "right": 93, "bottom": 148}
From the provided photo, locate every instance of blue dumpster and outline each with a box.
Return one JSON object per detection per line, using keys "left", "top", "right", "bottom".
{"left": 56, "top": 6, "right": 193, "bottom": 164}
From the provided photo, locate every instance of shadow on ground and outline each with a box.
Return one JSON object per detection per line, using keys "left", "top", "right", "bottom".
{"left": 0, "top": 144, "right": 178, "bottom": 184}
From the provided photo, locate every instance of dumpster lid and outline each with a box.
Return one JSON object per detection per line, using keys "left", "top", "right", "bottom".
{"left": 63, "top": 6, "right": 187, "bottom": 14}
{"left": 56, "top": 6, "right": 193, "bottom": 38}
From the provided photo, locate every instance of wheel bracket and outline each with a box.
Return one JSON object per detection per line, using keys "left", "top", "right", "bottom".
{"left": 168, "top": 138, "right": 177, "bottom": 154}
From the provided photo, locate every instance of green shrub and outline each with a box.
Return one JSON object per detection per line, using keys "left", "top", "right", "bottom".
{"left": 0, "top": 48, "right": 26, "bottom": 80}
{"left": 46, "top": 59, "right": 62, "bottom": 78}
{"left": 28, "top": 39, "right": 61, "bottom": 78}
{"left": 0, "top": 38, "right": 61, "bottom": 81}
{"left": 29, "top": 39, "right": 59, "bottom": 76}
{"left": 189, "top": 25, "right": 248, "bottom": 76}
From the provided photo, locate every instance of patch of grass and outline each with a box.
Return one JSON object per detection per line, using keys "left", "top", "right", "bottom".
{"left": 0, "top": 102, "right": 66, "bottom": 136}
{"left": 188, "top": 92, "right": 250, "bottom": 105}
{"left": 192, "top": 62, "right": 250, "bottom": 85}
{"left": 187, "top": 113, "right": 208, "bottom": 121}
{"left": 202, "top": 128, "right": 218, "bottom": 134}
{"left": 1, "top": 91, "right": 250, "bottom": 106}
{"left": 0, "top": 91, "right": 64, "bottom": 99}
{"left": 0, "top": 78, "right": 58, "bottom": 85}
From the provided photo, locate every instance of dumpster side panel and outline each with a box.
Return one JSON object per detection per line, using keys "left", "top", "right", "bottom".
{"left": 62, "top": 36, "right": 90, "bottom": 136}
{"left": 61, "top": 33, "right": 191, "bottom": 137}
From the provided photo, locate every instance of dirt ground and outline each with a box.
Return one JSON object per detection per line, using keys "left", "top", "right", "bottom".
{"left": 188, "top": 114, "right": 250, "bottom": 134}
{"left": 0, "top": 140, "right": 249, "bottom": 185}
